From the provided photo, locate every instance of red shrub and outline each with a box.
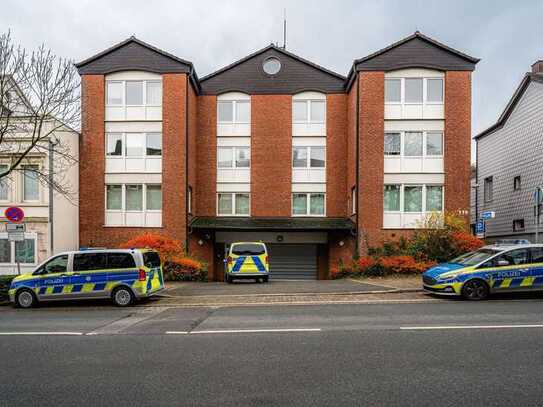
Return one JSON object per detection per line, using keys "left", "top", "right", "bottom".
{"left": 119, "top": 233, "right": 184, "bottom": 263}
{"left": 451, "top": 231, "right": 485, "bottom": 253}
{"left": 357, "top": 256, "right": 376, "bottom": 273}
{"left": 379, "top": 255, "right": 435, "bottom": 274}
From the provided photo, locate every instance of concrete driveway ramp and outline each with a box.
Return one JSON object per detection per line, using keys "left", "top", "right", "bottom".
{"left": 268, "top": 244, "right": 317, "bottom": 280}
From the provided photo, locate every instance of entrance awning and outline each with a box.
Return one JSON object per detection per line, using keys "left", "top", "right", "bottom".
{"left": 189, "top": 217, "right": 355, "bottom": 231}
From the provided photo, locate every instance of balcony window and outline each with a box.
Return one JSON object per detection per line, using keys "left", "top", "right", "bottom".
{"left": 105, "top": 184, "right": 162, "bottom": 227}
{"left": 217, "top": 193, "right": 250, "bottom": 216}
{"left": 292, "top": 193, "right": 325, "bottom": 216}
{"left": 404, "top": 132, "right": 423, "bottom": 156}
{"left": 126, "top": 81, "right": 144, "bottom": 105}
{"left": 405, "top": 78, "right": 423, "bottom": 103}
{"left": 106, "top": 81, "right": 123, "bottom": 105}
{"left": 427, "top": 78, "right": 444, "bottom": 103}
{"left": 385, "top": 77, "right": 444, "bottom": 105}
{"left": 292, "top": 100, "right": 326, "bottom": 123}
{"left": 385, "top": 79, "right": 401, "bottom": 103}
{"left": 218, "top": 100, "right": 250, "bottom": 124}
{"left": 146, "top": 81, "right": 162, "bottom": 105}
{"left": 426, "top": 132, "right": 443, "bottom": 156}
{"left": 384, "top": 185, "right": 401, "bottom": 211}
{"left": 384, "top": 133, "right": 401, "bottom": 156}
{"left": 292, "top": 146, "right": 326, "bottom": 168}
{"left": 384, "top": 131, "right": 443, "bottom": 158}
{"left": 105, "top": 80, "right": 162, "bottom": 107}
{"left": 384, "top": 184, "right": 443, "bottom": 214}
{"left": 218, "top": 147, "right": 250, "bottom": 168}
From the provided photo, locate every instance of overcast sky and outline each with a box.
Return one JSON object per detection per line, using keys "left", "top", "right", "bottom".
{"left": 3, "top": 0, "right": 543, "bottom": 147}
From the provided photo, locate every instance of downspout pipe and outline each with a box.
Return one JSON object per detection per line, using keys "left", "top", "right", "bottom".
{"left": 355, "top": 73, "right": 360, "bottom": 257}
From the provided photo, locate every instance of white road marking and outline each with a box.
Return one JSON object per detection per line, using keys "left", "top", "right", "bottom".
{"left": 400, "top": 324, "right": 543, "bottom": 331}
{"left": 165, "top": 331, "right": 189, "bottom": 335}
{"left": 189, "top": 328, "right": 322, "bottom": 334}
{"left": 0, "top": 332, "right": 83, "bottom": 336}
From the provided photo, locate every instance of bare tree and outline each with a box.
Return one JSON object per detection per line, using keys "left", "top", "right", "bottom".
{"left": 0, "top": 31, "right": 79, "bottom": 201}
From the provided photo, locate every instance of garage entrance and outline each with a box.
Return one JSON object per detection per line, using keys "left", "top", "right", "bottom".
{"left": 268, "top": 244, "right": 318, "bottom": 280}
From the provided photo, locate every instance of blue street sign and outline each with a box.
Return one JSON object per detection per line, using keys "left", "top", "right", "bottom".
{"left": 534, "top": 187, "right": 543, "bottom": 205}
{"left": 475, "top": 220, "right": 485, "bottom": 235}
{"left": 481, "top": 211, "right": 495, "bottom": 220}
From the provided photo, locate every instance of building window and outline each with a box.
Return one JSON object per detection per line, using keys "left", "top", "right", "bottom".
{"left": 105, "top": 184, "right": 162, "bottom": 226}
{"left": 217, "top": 147, "right": 250, "bottom": 168}
{"left": 385, "top": 77, "right": 444, "bottom": 105}
{"left": 404, "top": 132, "right": 423, "bottom": 156}
{"left": 514, "top": 176, "right": 521, "bottom": 191}
{"left": 217, "top": 100, "right": 250, "bottom": 124}
{"left": 292, "top": 193, "right": 325, "bottom": 216}
{"left": 426, "top": 132, "right": 443, "bottom": 156}
{"left": 106, "top": 80, "right": 162, "bottom": 107}
{"left": 292, "top": 100, "right": 326, "bottom": 123}
{"left": 351, "top": 187, "right": 356, "bottom": 214}
{"left": 217, "top": 193, "right": 250, "bottom": 216}
{"left": 106, "top": 133, "right": 162, "bottom": 160}
{"left": 385, "top": 79, "right": 401, "bottom": 103}
{"left": 484, "top": 176, "right": 493, "bottom": 202}
{"left": 427, "top": 78, "right": 444, "bottom": 103}
{"left": 0, "top": 164, "right": 9, "bottom": 201}
{"left": 23, "top": 165, "right": 39, "bottom": 201}
{"left": 384, "top": 133, "right": 401, "bottom": 155}
{"left": 263, "top": 57, "right": 282, "bottom": 75}
{"left": 292, "top": 146, "right": 325, "bottom": 168}
{"left": 0, "top": 235, "right": 37, "bottom": 265}
{"left": 513, "top": 219, "right": 525, "bottom": 232}
{"left": 384, "top": 184, "right": 443, "bottom": 213}
{"left": 384, "top": 131, "right": 443, "bottom": 158}
{"left": 188, "top": 186, "right": 192, "bottom": 214}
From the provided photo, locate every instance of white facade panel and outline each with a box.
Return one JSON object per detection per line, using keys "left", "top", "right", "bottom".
{"left": 383, "top": 173, "right": 444, "bottom": 184}
{"left": 105, "top": 173, "right": 162, "bottom": 184}
{"left": 217, "top": 123, "right": 251, "bottom": 137}
{"left": 217, "top": 168, "right": 251, "bottom": 183}
{"left": 217, "top": 137, "right": 251, "bottom": 147}
{"left": 292, "top": 137, "right": 326, "bottom": 147}
{"left": 385, "top": 120, "right": 444, "bottom": 132}
{"left": 292, "top": 168, "right": 326, "bottom": 183}
{"left": 217, "top": 183, "right": 251, "bottom": 192}
{"left": 292, "top": 183, "right": 326, "bottom": 193}
{"left": 106, "top": 122, "right": 162, "bottom": 133}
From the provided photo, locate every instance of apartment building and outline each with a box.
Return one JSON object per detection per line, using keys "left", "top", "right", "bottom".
{"left": 0, "top": 79, "right": 79, "bottom": 274}
{"left": 76, "top": 32, "right": 478, "bottom": 280}
{"left": 474, "top": 61, "right": 543, "bottom": 242}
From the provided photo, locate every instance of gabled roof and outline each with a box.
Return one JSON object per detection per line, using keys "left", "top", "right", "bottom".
{"left": 200, "top": 44, "right": 346, "bottom": 95}
{"left": 346, "top": 31, "right": 480, "bottom": 91}
{"left": 475, "top": 73, "right": 543, "bottom": 140}
{"left": 76, "top": 36, "right": 200, "bottom": 92}
{"left": 200, "top": 44, "right": 345, "bottom": 82}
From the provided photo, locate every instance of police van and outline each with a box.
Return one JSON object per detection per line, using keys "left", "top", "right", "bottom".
{"left": 225, "top": 242, "right": 269, "bottom": 283}
{"left": 423, "top": 243, "right": 543, "bottom": 300}
{"left": 9, "top": 248, "right": 164, "bottom": 308}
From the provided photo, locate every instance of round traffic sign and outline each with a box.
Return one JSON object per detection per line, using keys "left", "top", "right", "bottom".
{"left": 5, "top": 206, "right": 24, "bottom": 222}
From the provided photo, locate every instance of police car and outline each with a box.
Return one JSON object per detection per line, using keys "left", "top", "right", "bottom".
{"left": 225, "top": 242, "right": 269, "bottom": 283}
{"left": 423, "top": 243, "right": 543, "bottom": 300}
{"left": 9, "top": 248, "right": 164, "bottom": 308}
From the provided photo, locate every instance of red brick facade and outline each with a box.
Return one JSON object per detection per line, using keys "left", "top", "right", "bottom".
{"left": 251, "top": 95, "right": 292, "bottom": 217}
{"left": 78, "top": 34, "right": 476, "bottom": 280}
{"left": 445, "top": 71, "right": 472, "bottom": 221}
{"left": 358, "top": 72, "right": 385, "bottom": 252}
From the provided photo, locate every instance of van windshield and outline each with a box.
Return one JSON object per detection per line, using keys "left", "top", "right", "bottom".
{"left": 449, "top": 249, "right": 501, "bottom": 266}
{"left": 231, "top": 244, "right": 265, "bottom": 256}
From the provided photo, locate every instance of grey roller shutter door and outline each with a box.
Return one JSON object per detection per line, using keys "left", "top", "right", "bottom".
{"left": 268, "top": 244, "right": 317, "bottom": 280}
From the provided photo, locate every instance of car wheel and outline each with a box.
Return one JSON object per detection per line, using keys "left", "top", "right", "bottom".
{"left": 15, "top": 289, "right": 37, "bottom": 309}
{"left": 461, "top": 279, "right": 489, "bottom": 301}
{"left": 111, "top": 286, "right": 134, "bottom": 307}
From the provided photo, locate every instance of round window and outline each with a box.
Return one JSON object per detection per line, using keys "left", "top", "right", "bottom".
{"left": 263, "top": 57, "right": 281, "bottom": 75}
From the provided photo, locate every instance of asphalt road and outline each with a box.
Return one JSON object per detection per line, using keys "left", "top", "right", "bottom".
{"left": 2, "top": 300, "right": 543, "bottom": 406}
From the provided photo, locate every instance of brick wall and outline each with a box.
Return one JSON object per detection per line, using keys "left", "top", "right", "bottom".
{"left": 358, "top": 72, "right": 385, "bottom": 252}
{"left": 79, "top": 73, "right": 188, "bottom": 248}
{"left": 445, "top": 71, "right": 472, "bottom": 222}
{"left": 326, "top": 94, "right": 348, "bottom": 217}
{"left": 196, "top": 96, "right": 217, "bottom": 216}
{"left": 251, "top": 95, "right": 292, "bottom": 216}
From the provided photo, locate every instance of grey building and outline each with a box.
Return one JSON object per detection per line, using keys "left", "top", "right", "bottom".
{"left": 474, "top": 61, "right": 543, "bottom": 242}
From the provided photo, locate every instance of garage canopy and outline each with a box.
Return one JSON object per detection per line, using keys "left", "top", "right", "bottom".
{"left": 189, "top": 217, "right": 355, "bottom": 231}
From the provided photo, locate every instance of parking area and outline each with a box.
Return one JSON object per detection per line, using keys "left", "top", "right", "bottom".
{"left": 163, "top": 279, "right": 393, "bottom": 297}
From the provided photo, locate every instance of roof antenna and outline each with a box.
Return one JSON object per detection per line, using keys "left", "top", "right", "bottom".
{"left": 282, "top": 8, "right": 287, "bottom": 49}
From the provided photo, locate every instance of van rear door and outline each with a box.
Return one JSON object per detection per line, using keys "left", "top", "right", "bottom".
{"left": 229, "top": 243, "right": 268, "bottom": 273}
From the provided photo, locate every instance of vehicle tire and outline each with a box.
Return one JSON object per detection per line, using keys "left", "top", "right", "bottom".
{"left": 15, "top": 289, "right": 37, "bottom": 309}
{"left": 225, "top": 274, "right": 232, "bottom": 284}
{"left": 461, "top": 279, "right": 489, "bottom": 301}
{"left": 111, "top": 286, "right": 134, "bottom": 307}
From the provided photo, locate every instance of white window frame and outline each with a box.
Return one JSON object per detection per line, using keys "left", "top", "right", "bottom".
{"left": 217, "top": 100, "right": 250, "bottom": 124}
{"left": 292, "top": 99, "right": 326, "bottom": 124}
{"left": 384, "top": 184, "right": 444, "bottom": 215}
{"left": 105, "top": 132, "right": 162, "bottom": 169}
{"left": 104, "top": 184, "right": 162, "bottom": 227}
{"left": 0, "top": 163, "right": 10, "bottom": 202}
{"left": 216, "top": 192, "right": 250, "bottom": 217}
{"left": 0, "top": 232, "right": 38, "bottom": 266}
{"left": 384, "top": 131, "right": 443, "bottom": 158}
{"left": 384, "top": 77, "right": 444, "bottom": 106}
{"left": 291, "top": 192, "right": 326, "bottom": 217}
{"left": 21, "top": 164, "right": 41, "bottom": 203}
{"left": 105, "top": 80, "right": 162, "bottom": 107}
{"left": 292, "top": 146, "right": 326, "bottom": 169}
{"left": 216, "top": 146, "right": 251, "bottom": 169}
